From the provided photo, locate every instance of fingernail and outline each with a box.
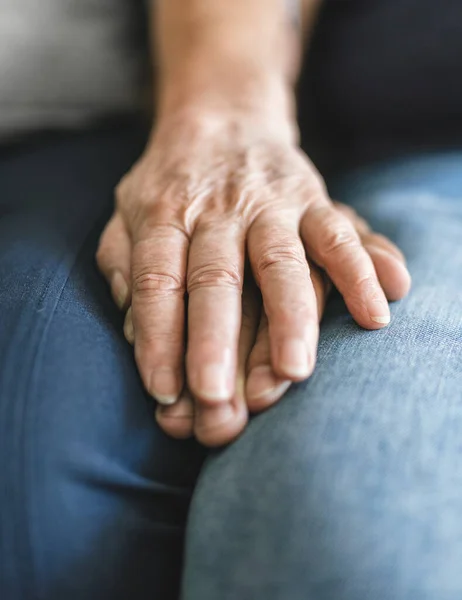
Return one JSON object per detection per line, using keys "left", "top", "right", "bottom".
{"left": 111, "top": 271, "right": 128, "bottom": 310}
{"left": 368, "top": 297, "right": 391, "bottom": 325}
{"left": 278, "top": 339, "right": 311, "bottom": 379}
{"left": 150, "top": 368, "right": 180, "bottom": 406}
{"left": 371, "top": 315, "right": 391, "bottom": 325}
{"left": 124, "top": 307, "right": 134, "bottom": 345}
{"left": 246, "top": 365, "right": 290, "bottom": 401}
{"left": 197, "top": 364, "right": 232, "bottom": 402}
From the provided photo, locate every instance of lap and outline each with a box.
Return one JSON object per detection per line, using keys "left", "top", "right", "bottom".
{"left": 183, "top": 152, "right": 462, "bottom": 600}
{"left": 0, "top": 124, "right": 206, "bottom": 600}
{"left": 2, "top": 131, "right": 461, "bottom": 600}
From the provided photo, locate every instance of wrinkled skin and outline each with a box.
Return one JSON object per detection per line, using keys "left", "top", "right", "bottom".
{"left": 97, "top": 111, "right": 411, "bottom": 446}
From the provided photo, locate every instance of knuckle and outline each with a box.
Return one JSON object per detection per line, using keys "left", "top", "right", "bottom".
{"left": 320, "top": 223, "right": 361, "bottom": 262}
{"left": 353, "top": 274, "right": 379, "bottom": 293}
{"left": 187, "top": 265, "right": 242, "bottom": 293}
{"left": 116, "top": 178, "right": 163, "bottom": 218}
{"left": 137, "top": 186, "right": 160, "bottom": 209}
{"left": 134, "top": 199, "right": 186, "bottom": 238}
{"left": 256, "top": 242, "right": 306, "bottom": 276}
{"left": 133, "top": 270, "right": 185, "bottom": 298}
{"left": 142, "top": 202, "right": 179, "bottom": 229}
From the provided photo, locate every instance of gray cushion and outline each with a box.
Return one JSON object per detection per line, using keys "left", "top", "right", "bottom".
{"left": 0, "top": 0, "right": 147, "bottom": 138}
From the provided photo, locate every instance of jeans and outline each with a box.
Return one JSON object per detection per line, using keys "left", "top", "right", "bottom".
{"left": 1, "top": 124, "right": 462, "bottom": 600}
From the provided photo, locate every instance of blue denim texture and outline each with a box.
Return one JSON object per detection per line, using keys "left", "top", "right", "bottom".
{"left": 1, "top": 126, "right": 461, "bottom": 600}
{"left": 183, "top": 152, "right": 462, "bottom": 600}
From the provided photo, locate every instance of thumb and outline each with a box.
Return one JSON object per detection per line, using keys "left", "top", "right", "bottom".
{"left": 96, "top": 212, "right": 132, "bottom": 310}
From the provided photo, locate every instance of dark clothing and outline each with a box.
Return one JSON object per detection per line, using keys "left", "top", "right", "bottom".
{"left": 299, "top": 0, "right": 462, "bottom": 173}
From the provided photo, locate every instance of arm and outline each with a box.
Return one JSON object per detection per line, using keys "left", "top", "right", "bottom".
{"left": 152, "top": 0, "right": 322, "bottom": 128}
{"left": 97, "top": 0, "right": 409, "bottom": 447}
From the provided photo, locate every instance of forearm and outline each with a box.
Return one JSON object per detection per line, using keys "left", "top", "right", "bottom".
{"left": 152, "top": 0, "right": 321, "bottom": 122}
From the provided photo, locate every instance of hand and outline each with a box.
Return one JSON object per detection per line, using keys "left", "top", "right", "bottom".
{"left": 97, "top": 110, "right": 411, "bottom": 445}
{"left": 151, "top": 203, "right": 410, "bottom": 445}
{"left": 153, "top": 262, "right": 326, "bottom": 446}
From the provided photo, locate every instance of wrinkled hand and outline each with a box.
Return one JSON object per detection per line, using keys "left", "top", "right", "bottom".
{"left": 97, "top": 111, "right": 411, "bottom": 446}
{"left": 127, "top": 205, "right": 408, "bottom": 446}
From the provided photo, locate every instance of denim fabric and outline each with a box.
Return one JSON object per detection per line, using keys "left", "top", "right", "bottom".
{"left": 1, "top": 125, "right": 462, "bottom": 600}
{"left": 0, "top": 124, "right": 207, "bottom": 600}
{"left": 182, "top": 153, "right": 462, "bottom": 600}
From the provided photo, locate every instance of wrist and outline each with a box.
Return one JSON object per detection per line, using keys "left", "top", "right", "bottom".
{"left": 149, "top": 105, "right": 300, "bottom": 155}
{"left": 156, "top": 66, "right": 298, "bottom": 142}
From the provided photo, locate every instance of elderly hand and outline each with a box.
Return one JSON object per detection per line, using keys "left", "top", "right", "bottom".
{"left": 97, "top": 110, "right": 411, "bottom": 446}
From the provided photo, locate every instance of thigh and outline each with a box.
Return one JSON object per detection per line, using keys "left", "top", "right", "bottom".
{"left": 0, "top": 125, "right": 206, "bottom": 600}
{"left": 182, "top": 153, "right": 462, "bottom": 600}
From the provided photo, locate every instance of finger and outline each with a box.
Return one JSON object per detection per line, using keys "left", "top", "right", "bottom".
{"left": 334, "top": 201, "right": 407, "bottom": 264}
{"left": 361, "top": 231, "right": 406, "bottom": 263}
{"left": 158, "top": 276, "right": 259, "bottom": 445}
{"left": 186, "top": 220, "right": 245, "bottom": 405}
{"left": 96, "top": 212, "right": 132, "bottom": 310}
{"left": 332, "top": 201, "right": 371, "bottom": 236}
{"left": 123, "top": 307, "right": 135, "bottom": 345}
{"left": 248, "top": 212, "right": 319, "bottom": 381}
{"left": 310, "top": 261, "right": 330, "bottom": 319}
{"left": 193, "top": 272, "right": 256, "bottom": 447}
{"left": 335, "top": 203, "right": 411, "bottom": 299}
{"left": 301, "top": 203, "right": 391, "bottom": 329}
{"left": 131, "top": 224, "right": 188, "bottom": 406}
{"left": 156, "top": 391, "right": 195, "bottom": 440}
{"left": 246, "top": 261, "right": 327, "bottom": 412}
{"left": 245, "top": 312, "right": 291, "bottom": 413}
{"left": 361, "top": 234, "right": 412, "bottom": 301}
